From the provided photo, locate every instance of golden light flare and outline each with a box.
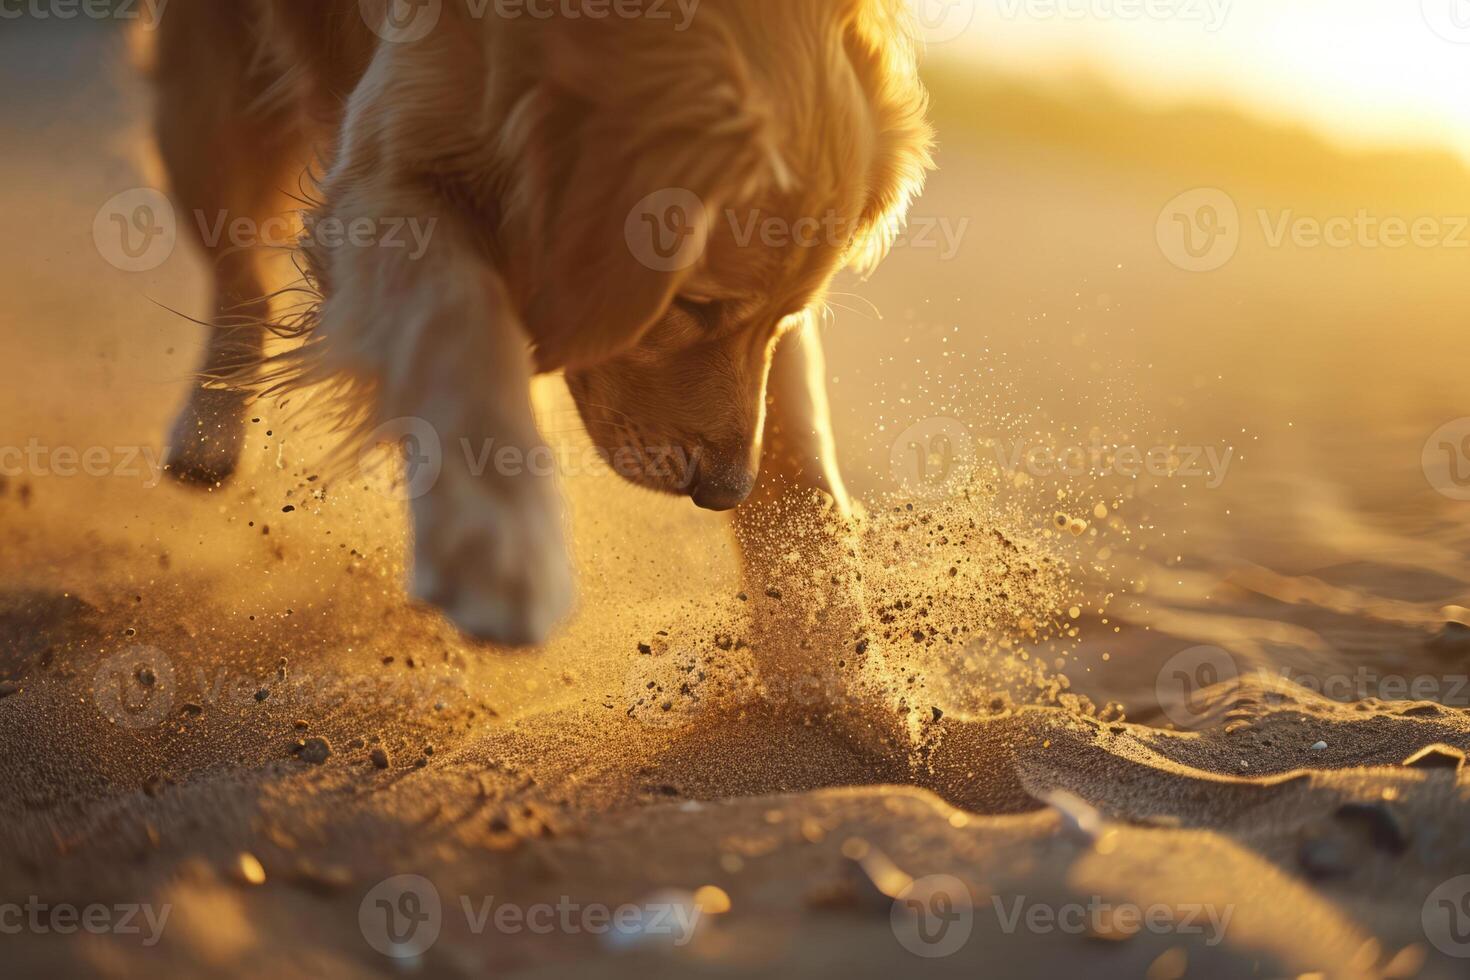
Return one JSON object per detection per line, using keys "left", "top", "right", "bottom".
{"left": 945, "top": 0, "right": 1470, "bottom": 165}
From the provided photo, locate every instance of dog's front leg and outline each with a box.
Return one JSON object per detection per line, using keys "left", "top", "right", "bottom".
{"left": 405, "top": 278, "right": 575, "bottom": 647}
{"left": 731, "top": 321, "right": 916, "bottom": 751}
{"left": 733, "top": 318, "right": 852, "bottom": 572}
{"left": 319, "top": 216, "right": 574, "bottom": 646}
{"left": 733, "top": 318, "right": 860, "bottom": 634}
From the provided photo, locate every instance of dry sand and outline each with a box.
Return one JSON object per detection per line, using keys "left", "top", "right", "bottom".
{"left": 5, "top": 19, "right": 1470, "bottom": 980}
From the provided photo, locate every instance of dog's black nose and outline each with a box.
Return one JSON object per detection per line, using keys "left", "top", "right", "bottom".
{"left": 690, "top": 459, "right": 755, "bottom": 512}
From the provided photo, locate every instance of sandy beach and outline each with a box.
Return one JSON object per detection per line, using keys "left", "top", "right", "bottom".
{"left": 5, "top": 15, "right": 1470, "bottom": 979}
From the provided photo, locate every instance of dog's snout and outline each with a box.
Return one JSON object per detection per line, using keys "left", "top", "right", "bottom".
{"left": 690, "top": 457, "right": 756, "bottom": 512}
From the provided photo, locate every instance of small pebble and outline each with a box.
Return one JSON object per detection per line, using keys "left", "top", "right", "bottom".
{"left": 370, "top": 748, "right": 390, "bottom": 769}
{"left": 299, "top": 737, "right": 332, "bottom": 765}
{"left": 1309, "top": 740, "right": 1327, "bottom": 751}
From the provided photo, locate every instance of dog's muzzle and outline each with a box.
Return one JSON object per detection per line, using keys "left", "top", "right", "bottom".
{"left": 689, "top": 456, "right": 756, "bottom": 512}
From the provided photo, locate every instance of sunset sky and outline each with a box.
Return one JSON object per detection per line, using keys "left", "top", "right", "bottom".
{"left": 936, "top": 0, "right": 1470, "bottom": 164}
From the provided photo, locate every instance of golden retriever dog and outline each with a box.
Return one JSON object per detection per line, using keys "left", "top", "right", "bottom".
{"left": 144, "top": 0, "right": 933, "bottom": 645}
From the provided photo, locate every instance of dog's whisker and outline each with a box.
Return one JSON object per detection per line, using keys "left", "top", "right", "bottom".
{"left": 823, "top": 294, "right": 884, "bottom": 322}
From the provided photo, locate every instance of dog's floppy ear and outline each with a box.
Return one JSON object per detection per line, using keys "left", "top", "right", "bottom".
{"left": 836, "top": 0, "right": 936, "bottom": 277}
{"left": 516, "top": 17, "right": 789, "bottom": 372}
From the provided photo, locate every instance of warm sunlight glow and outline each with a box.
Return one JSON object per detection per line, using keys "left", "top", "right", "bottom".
{"left": 943, "top": 0, "right": 1470, "bottom": 163}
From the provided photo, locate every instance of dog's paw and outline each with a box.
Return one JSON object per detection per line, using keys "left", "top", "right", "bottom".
{"left": 164, "top": 385, "right": 249, "bottom": 487}
{"left": 410, "top": 464, "right": 575, "bottom": 647}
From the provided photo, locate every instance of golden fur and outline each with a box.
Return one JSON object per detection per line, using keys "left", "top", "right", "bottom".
{"left": 146, "top": 0, "right": 933, "bottom": 643}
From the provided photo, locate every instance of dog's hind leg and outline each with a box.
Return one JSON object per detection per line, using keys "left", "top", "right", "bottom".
{"left": 149, "top": 2, "right": 304, "bottom": 486}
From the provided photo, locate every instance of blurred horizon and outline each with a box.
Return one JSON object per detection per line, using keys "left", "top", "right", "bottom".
{"left": 928, "top": 0, "right": 1470, "bottom": 168}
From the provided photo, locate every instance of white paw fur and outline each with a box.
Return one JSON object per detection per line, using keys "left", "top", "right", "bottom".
{"left": 409, "top": 459, "right": 575, "bottom": 647}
